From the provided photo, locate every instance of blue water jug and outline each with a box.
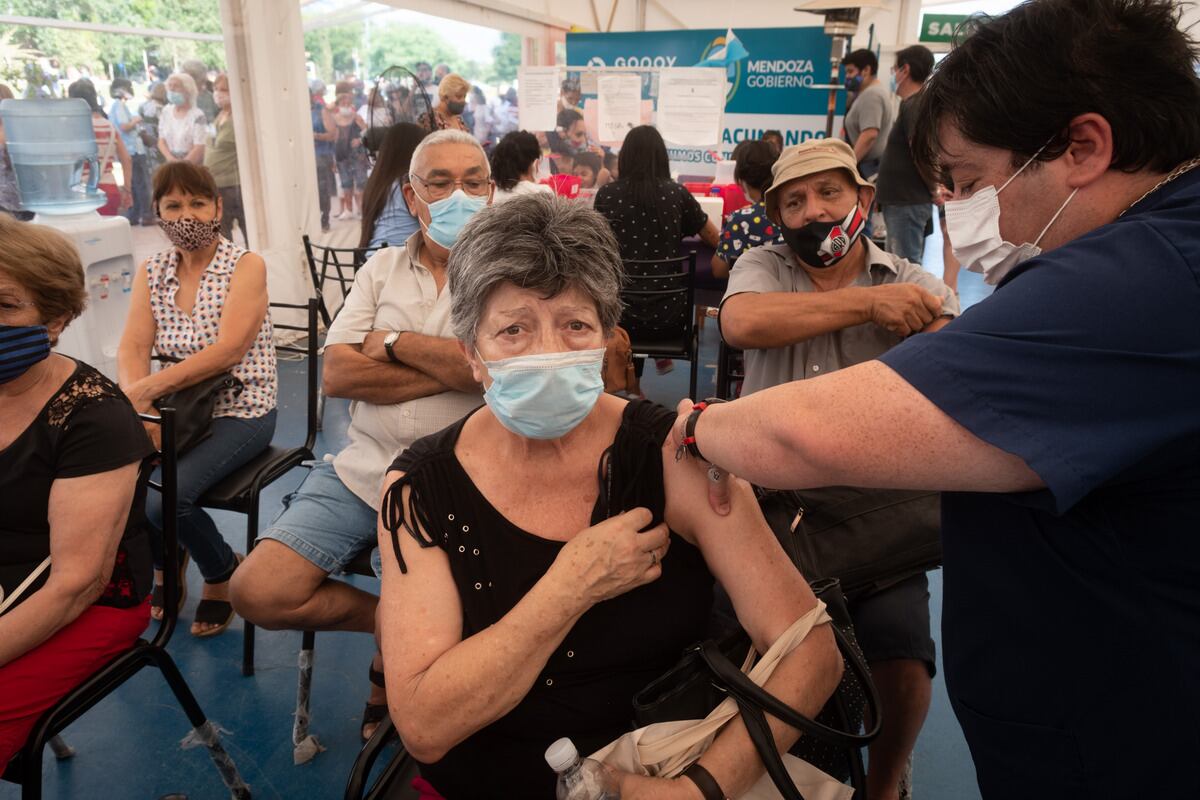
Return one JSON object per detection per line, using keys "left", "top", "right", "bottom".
{"left": 0, "top": 98, "right": 104, "bottom": 215}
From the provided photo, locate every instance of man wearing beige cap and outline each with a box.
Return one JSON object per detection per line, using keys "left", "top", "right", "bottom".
{"left": 719, "top": 137, "right": 958, "bottom": 800}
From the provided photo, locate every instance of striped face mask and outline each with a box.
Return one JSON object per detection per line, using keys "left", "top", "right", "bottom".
{"left": 0, "top": 324, "right": 51, "bottom": 384}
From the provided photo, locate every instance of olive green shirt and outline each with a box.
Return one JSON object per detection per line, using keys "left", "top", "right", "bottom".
{"left": 203, "top": 116, "right": 239, "bottom": 188}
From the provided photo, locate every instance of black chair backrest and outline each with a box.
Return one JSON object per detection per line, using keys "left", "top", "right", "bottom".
{"left": 715, "top": 340, "right": 744, "bottom": 401}
{"left": 620, "top": 250, "right": 697, "bottom": 347}
{"left": 302, "top": 234, "right": 385, "bottom": 328}
{"left": 269, "top": 298, "right": 320, "bottom": 453}
{"left": 138, "top": 407, "right": 179, "bottom": 649}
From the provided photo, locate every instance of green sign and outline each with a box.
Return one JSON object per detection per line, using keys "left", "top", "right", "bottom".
{"left": 919, "top": 14, "right": 970, "bottom": 43}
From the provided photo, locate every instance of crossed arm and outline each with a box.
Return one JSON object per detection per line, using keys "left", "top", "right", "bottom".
{"left": 322, "top": 330, "right": 478, "bottom": 405}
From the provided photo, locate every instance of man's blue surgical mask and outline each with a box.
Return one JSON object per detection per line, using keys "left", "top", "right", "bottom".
{"left": 479, "top": 347, "right": 605, "bottom": 440}
{"left": 414, "top": 187, "right": 487, "bottom": 249}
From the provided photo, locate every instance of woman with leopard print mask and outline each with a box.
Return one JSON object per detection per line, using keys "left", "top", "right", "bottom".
{"left": 118, "top": 161, "right": 277, "bottom": 638}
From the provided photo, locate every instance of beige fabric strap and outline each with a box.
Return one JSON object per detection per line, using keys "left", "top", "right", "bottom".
{"left": 590, "top": 600, "right": 847, "bottom": 800}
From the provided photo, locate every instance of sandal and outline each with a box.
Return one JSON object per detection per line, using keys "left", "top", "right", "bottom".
{"left": 191, "top": 598, "right": 235, "bottom": 638}
{"left": 151, "top": 549, "right": 189, "bottom": 621}
{"left": 362, "top": 660, "right": 388, "bottom": 743}
{"left": 190, "top": 553, "right": 242, "bottom": 638}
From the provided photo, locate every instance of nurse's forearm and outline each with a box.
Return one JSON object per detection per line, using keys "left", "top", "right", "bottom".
{"left": 689, "top": 360, "right": 1044, "bottom": 493}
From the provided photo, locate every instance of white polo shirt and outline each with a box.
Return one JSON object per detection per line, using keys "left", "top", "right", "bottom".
{"left": 325, "top": 233, "right": 483, "bottom": 508}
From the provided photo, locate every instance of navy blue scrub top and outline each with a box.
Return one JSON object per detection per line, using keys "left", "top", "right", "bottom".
{"left": 879, "top": 167, "right": 1200, "bottom": 799}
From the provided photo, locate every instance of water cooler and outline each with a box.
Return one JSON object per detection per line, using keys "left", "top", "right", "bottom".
{"left": 0, "top": 98, "right": 136, "bottom": 380}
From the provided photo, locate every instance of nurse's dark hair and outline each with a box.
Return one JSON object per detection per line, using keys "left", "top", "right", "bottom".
{"left": 447, "top": 192, "right": 624, "bottom": 346}
{"left": 911, "top": 0, "right": 1200, "bottom": 183}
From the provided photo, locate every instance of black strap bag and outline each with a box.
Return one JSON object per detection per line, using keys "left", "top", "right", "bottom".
{"left": 152, "top": 355, "right": 243, "bottom": 455}
{"left": 758, "top": 486, "right": 941, "bottom": 603}
{"left": 633, "top": 577, "right": 881, "bottom": 798}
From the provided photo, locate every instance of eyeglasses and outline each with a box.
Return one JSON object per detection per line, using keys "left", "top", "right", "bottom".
{"left": 409, "top": 173, "right": 493, "bottom": 202}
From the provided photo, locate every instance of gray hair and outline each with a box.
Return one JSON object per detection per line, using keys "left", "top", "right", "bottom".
{"left": 410, "top": 129, "right": 489, "bottom": 178}
{"left": 448, "top": 192, "right": 625, "bottom": 346}
{"left": 166, "top": 72, "right": 198, "bottom": 103}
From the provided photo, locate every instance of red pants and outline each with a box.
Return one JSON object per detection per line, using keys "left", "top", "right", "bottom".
{"left": 0, "top": 601, "right": 149, "bottom": 765}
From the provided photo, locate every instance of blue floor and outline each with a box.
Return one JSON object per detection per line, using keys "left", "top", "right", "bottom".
{"left": 5, "top": 240, "right": 990, "bottom": 800}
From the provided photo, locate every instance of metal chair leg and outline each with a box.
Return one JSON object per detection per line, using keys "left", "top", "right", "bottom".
{"left": 292, "top": 630, "right": 323, "bottom": 764}
{"left": 19, "top": 743, "right": 44, "bottom": 800}
{"left": 242, "top": 508, "right": 257, "bottom": 677}
{"left": 47, "top": 735, "right": 73, "bottom": 760}
{"left": 154, "top": 648, "right": 253, "bottom": 799}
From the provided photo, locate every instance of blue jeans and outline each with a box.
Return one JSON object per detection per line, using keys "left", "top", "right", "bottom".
{"left": 883, "top": 203, "right": 933, "bottom": 265}
{"left": 148, "top": 410, "right": 277, "bottom": 583}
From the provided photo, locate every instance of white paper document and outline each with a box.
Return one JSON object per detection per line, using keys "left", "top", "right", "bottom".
{"left": 517, "top": 66, "right": 560, "bottom": 132}
{"left": 596, "top": 74, "right": 642, "bottom": 143}
{"left": 655, "top": 67, "right": 726, "bottom": 147}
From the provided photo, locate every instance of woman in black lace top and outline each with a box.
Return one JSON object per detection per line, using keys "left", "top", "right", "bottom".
{"left": 0, "top": 216, "right": 155, "bottom": 764}
{"left": 376, "top": 194, "right": 842, "bottom": 799}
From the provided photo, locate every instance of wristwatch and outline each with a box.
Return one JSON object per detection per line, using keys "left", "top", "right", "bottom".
{"left": 383, "top": 331, "right": 402, "bottom": 363}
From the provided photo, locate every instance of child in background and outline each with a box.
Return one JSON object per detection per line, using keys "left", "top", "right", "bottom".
{"left": 571, "top": 151, "right": 602, "bottom": 189}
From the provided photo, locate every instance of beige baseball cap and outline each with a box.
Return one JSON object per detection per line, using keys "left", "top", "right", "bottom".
{"left": 763, "top": 138, "right": 873, "bottom": 221}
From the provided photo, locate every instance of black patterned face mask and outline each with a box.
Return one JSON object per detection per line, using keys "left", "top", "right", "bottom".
{"left": 159, "top": 216, "right": 222, "bottom": 251}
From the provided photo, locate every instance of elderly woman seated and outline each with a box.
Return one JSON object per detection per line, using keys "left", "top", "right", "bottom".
{"left": 377, "top": 193, "right": 843, "bottom": 799}
{"left": 0, "top": 216, "right": 154, "bottom": 764}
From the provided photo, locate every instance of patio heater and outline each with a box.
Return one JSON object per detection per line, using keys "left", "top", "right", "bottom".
{"left": 795, "top": 0, "right": 889, "bottom": 137}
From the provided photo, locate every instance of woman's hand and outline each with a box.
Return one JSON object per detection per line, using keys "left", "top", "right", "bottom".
{"left": 551, "top": 507, "right": 669, "bottom": 606}
{"left": 123, "top": 376, "right": 158, "bottom": 412}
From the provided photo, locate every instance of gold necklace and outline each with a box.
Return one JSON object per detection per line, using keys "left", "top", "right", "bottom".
{"left": 1119, "top": 156, "right": 1200, "bottom": 217}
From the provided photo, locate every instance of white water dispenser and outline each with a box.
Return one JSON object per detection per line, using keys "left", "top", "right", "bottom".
{"left": 1, "top": 97, "right": 136, "bottom": 380}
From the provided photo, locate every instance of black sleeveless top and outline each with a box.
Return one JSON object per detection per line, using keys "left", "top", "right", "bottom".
{"left": 382, "top": 400, "right": 715, "bottom": 799}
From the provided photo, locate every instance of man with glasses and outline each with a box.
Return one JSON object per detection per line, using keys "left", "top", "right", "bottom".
{"left": 230, "top": 130, "right": 489, "bottom": 741}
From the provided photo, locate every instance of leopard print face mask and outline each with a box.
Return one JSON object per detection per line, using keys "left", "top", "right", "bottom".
{"left": 158, "top": 216, "right": 222, "bottom": 251}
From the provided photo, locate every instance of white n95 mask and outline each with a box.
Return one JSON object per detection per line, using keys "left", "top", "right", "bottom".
{"left": 943, "top": 147, "right": 1077, "bottom": 285}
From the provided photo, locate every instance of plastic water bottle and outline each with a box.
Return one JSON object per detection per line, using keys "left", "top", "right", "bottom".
{"left": 545, "top": 738, "right": 620, "bottom": 800}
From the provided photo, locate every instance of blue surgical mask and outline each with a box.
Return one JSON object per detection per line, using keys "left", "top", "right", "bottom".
{"left": 167, "top": 90, "right": 186, "bottom": 105}
{"left": 889, "top": 72, "right": 898, "bottom": 93}
{"left": 845, "top": 75, "right": 862, "bottom": 93}
{"left": 415, "top": 187, "right": 487, "bottom": 249}
{"left": 0, "top": 324, "right": 52, "bottom": 384}
{"left": 479, "top": 347, "right": 605, "bottom": 440}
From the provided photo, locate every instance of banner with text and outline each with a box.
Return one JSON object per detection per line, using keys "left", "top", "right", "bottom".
{"left": 566, "top": 27, "right": 844, "bottom": 176}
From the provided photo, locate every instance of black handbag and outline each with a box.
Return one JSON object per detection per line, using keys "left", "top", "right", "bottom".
{"left": 633, "top": 578, "right": 881, "bottom": 798}
{"left": 758, "top": 487, "right": 941, "bottom": 602}
{"left": 152, "top": 355, "right": 243, "bottom": 454}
